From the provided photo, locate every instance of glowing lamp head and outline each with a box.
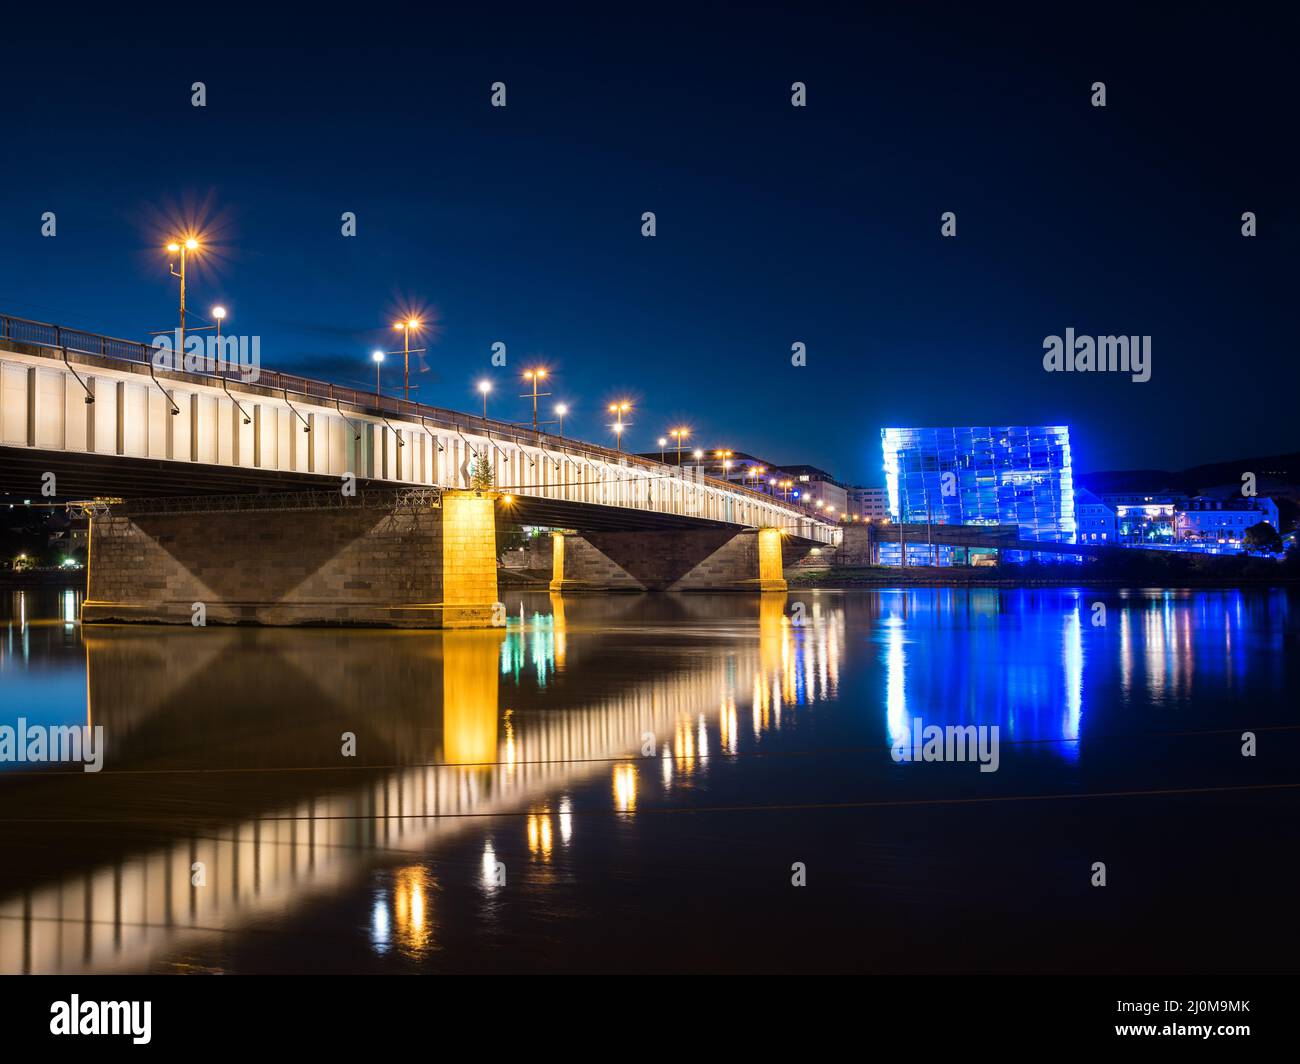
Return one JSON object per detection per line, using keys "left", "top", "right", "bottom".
{"left": 184, "top": 238, "right": 199, "bottom": 250}
{"left": 166, "top": 242, "right": 181, "bottom": 252}
{"left": 478, "top": 380, "right": 492, "bottom": 394}
{"left": 555, "top": 403, "right": 568, "bottom": 416}
{"left": 212, "top": 306, "right": 227, "bottom": 321}
{"left": 372, "top": 350, "right": 385, "bottom": 364}
{"left": 658, "top": 437, "right": 667, "bottom": 447}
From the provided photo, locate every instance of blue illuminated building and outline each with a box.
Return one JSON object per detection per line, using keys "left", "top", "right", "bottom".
{"left": 880, "top": 426, "right": 1076, "bottom": 564}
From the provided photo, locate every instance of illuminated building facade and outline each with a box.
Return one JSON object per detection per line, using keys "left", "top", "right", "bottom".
{"left": 880, "top": 425, "right": 1076, "bottom": 563}
{"left": 1177, "top": 496, "right": 1280, "bottom": 549}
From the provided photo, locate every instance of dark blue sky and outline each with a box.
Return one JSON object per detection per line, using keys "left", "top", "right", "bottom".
{"left": 2, "top": 4, "right": 1294, "bottom": 485}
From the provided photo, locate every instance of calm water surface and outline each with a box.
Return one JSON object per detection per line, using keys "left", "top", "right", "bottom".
{"left": 1, "top": 586, "right": 1297, "bottom": 973}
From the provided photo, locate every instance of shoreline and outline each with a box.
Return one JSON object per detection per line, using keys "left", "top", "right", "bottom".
{"left": 788, "top": 566, "right": 1299, "bottom": 589}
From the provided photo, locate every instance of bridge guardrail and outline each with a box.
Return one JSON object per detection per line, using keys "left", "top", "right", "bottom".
{"left": 1, "top": 311, "right": 836, "bottom": 533}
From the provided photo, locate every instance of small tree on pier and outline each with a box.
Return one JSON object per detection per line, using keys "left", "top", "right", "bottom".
{"left": 470, "top": 450, "right": 494, "bottom": 491}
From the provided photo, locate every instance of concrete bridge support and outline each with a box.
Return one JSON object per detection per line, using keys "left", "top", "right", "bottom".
{"left": 549, "top": 526, "right": 799, "bottom": 592}
{"left": 80, "top": 489, "right": 501, "bottom": 628}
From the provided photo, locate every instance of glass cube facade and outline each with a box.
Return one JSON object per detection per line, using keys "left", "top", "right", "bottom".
{"left": 880, "top": 426, "right": 1076, "bottom": 559}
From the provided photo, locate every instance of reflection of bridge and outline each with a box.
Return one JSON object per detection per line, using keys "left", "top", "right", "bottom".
{"left": 0, "top": 315, "right": 835, "bottom": 627}
{"left": 0, "top": 595, "right": 842, "bottom": 973}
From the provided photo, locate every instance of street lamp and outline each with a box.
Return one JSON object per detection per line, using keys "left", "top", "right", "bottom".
{"left": 555, "top": 403, "right": 569, "bottom": 437}
{"left": 477, "top": 379, "right": 492, "bottom": 420}
{"left": 166, "top": 236, "right": 201, "bottom": 352}
{"left": 669, "top": 427, "right": 690, "bottom": 465}
{"left": 392, "top": 318, "right": 423, "bottom": 401}
{"left": 212, "top": 305, "right": 226, "bottom": 344}
{"left": 658, "top": 437, "right": 667, "bottom": 462}
{"left": 608, "top": 400, "right": 632, "bottom": 451}
{"left": 522, "top": 369, "right": 550, "bottom": 431}
{"left": 372, "top": 350, "right": 385, "bottom": 397}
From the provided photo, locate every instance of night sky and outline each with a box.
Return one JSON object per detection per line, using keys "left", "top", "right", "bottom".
{"left": 1, "top": 5, "right": 1294, "bottom": 485}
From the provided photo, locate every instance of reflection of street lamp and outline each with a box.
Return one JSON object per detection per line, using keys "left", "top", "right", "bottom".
{"left": 555, "top": 403, "right": 569, "bottom": 437}
{"left": 372, "top": 350, "right": 385, "bottom": 397}
{"left": 166, "top": 236, "right": 201, "bottom": 351}
{"left": 392, "top": 318, "right": 422, "bottom": 401}
{"left": 477, "top": 379, "right": 492, "bottom": 420}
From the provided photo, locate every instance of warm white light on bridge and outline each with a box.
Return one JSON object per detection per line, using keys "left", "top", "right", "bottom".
{"left": 372, "top": 350, "right": 385, "bottom": 363}
{"left": 212, "top": 306, "right": 227, "bottom": 321}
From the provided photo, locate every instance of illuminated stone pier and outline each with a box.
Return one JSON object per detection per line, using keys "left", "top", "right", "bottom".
{"left": 80, "top": 488, "right": 500, "bottom": 628}
{"left": 549, "top": 527, "right": 802, "bottom": 592}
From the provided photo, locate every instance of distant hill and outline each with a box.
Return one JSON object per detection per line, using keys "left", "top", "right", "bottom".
{"left": 1078, "top": 452, "right": 1300, "bottom": 498}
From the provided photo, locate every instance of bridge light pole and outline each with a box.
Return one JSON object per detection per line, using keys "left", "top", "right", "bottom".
{"left": 522, "top": 369, "right": 550, "bottom": 431}
{"left": 555, "top": 403, "right": 568, "bottom": 437}
{"left": 477, "top": 379, "right": 492, "bottom": 420}
{"left": 608, "top": 401, "right": 632, "bottom": 451}
{"left": 658, "top": 437, "right": 667, "bottom": 462}
{"left": 212, "top": 305, "right": 226, "bottom": 344}
{"left": 669, "top": 427, "right": 690, "bottom": 465}
{"left": 392, "top": 319, "right": 423, "bottom": 401}
{"left": 166, "top": 237, "right": 200, "bottom": 353}
{"left": 372, "top": 350, "right": 385, "bottom": 397}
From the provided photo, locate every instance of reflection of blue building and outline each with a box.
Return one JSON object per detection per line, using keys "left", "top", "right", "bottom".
{"left": 880, "top": 426, "right": 1076, "bottom": 563}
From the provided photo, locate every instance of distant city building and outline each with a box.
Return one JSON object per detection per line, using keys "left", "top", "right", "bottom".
{"left": 779, "top": 464, "right": 848, "bottom": 514}
{"left": 1074, "top": 487, "right": 1117, "bottom": 543}
{"left": 1177, "top": 496, "right": 1279, "bottom": 548}
{"left": 847, "top": 486, "right": 888, "bottom": 521}
{"left": 1074, "top": 490, "right": 1281, "bottom": 554}
{"left": 880, "top": 426, "right": 1076, "bottom": 564}
{"left": 652, "top": 450, "right": 851, "bottom": 517}
{"left": 1099, "top": 492, "right": 1187, "bottom": 544}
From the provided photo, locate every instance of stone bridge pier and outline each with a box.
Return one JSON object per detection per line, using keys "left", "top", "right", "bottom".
{"left": 549, "top": 527, "right": 803, "bottom": 593}
{"left": 81, "top": 489, "right": 501, "bottom": 629}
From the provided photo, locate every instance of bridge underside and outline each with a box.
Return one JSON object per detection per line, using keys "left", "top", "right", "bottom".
{"left": 0, "top": 445, "right": 803, "bottom": 535}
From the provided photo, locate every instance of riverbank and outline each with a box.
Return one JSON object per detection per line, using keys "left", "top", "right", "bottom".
{"left": 0, "top": 572, "right": 85, "bottom": 591}
{"left": 789, "top": 563, "right": 1300, "bottom": 589}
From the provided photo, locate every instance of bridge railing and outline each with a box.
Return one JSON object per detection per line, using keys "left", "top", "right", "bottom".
{"left": 1, "top": 311, "right": 833, "bottom": 531}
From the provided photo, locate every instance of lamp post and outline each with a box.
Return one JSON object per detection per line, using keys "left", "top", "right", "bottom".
{"left": 372, "top": 350, "right": 385, "bottom": 397}
{"left": 478, "top": 379, "right": 492, "bottom": 420}
{"left": 555, "top": 403, "right": 568, "bottom": 437}
{"left": 166, "top": 237, "right": 200, "bottom": 352}
{"left": 212, "top": 305, "right": 226, "bottom": 347}
{"left": 608, "top": 401, "right": 632, "bottom": 451}
{"left": 392, "top": 318, "right": 422, "bottom": 401}
{"left": 658, "top": 437, "right": 667, "bottom": 462}
{"left": 522, "top": 369, "right": 550, "bottom": 431}
{"left": 669, "top": 427, "right": 690, "bottom": 465}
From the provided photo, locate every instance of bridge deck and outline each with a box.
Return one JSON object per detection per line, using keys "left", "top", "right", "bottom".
{"left": 0, "top": 314, "right": 838, "bottom": 543}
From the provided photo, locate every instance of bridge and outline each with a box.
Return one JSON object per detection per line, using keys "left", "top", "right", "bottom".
{"left": 0, "top": 314, "right": 838, "bottom": 626}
